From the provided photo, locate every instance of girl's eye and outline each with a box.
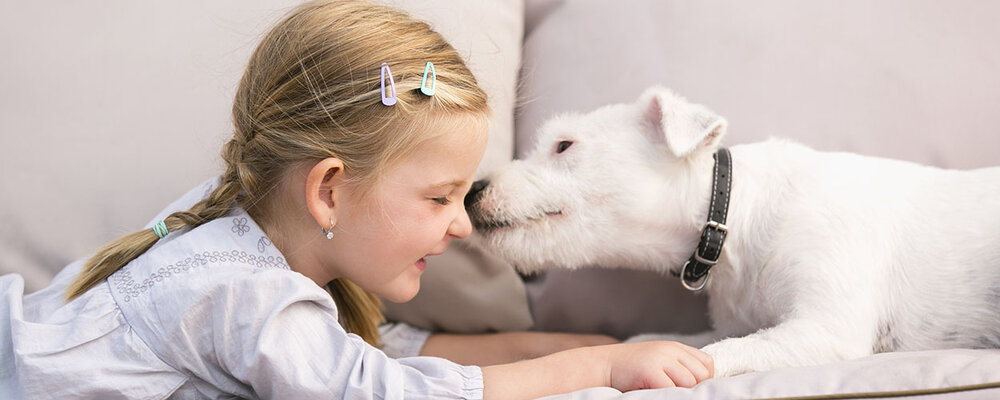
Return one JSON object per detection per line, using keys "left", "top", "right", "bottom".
{"left": 556, "top": 140, "right": 573, "bottom": 154}
{"left": 432, "top": 197, "right": 451, "bottom": 205}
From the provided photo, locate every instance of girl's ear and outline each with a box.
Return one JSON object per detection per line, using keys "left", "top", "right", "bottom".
{"left": 304, "top": 158, "right": 347, "bottom": 230}
{"left": 639, "top": 86, "right": 728, "bottom": 159}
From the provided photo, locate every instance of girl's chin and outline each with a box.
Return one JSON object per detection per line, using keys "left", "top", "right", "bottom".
{"left": 378, "top": 281, "right": 422, "bottom": 304}
{"left": 366, "top": 261, "right": 425, "bottom": 303}
{"left": 382, "top": 290, "right": 419, "bottom": 304}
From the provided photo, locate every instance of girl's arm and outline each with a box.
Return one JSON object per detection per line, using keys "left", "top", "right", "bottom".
{"left": 419, "top": 331, "right": 620, "bottom": 366}
{"left": 482, "top": 341, "right": 714, "bottom": 399}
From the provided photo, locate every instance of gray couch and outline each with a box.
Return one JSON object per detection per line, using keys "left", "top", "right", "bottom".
{"left": 3, "top": 0, "right": 999, "bottom": 398}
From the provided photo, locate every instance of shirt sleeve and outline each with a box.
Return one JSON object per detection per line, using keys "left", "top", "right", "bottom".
{"left": 379, "top": 322, "right": 432, "bottom": 359}
{"left": 150, "top": 268, "right": 484, "bottom": 399}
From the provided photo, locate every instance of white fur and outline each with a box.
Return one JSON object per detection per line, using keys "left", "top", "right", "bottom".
{"left": 467, "top": 86, "right": 1000, "bottom": 377}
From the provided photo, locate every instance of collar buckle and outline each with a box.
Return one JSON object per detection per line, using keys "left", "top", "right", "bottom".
{"left": 693, "top": 221, "right": 728, "bottom": 266}
{"left": 705, "top": 220, "right": 728, "bottom": 233}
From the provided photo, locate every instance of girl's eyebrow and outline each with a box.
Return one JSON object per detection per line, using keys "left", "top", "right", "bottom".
{"left": 430, "top": 179, "right": 466, "bottom": 189}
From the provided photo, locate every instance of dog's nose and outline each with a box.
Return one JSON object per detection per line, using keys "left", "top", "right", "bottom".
{"left": 465, "top": 179, "right": 489, "bottom": 209}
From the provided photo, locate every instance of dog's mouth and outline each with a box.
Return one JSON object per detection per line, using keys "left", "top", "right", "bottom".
{"left": 473, "top": 209, "right": 563, "bottom": 234}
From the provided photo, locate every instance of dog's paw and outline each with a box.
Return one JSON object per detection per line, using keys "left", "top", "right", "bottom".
{"left": 701, "top": 340, "right": 754, "bottom": 377}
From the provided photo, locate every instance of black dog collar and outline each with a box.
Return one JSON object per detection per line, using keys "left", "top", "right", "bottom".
{"left": 677, "top": 148, "right": 732, "bottom": 291}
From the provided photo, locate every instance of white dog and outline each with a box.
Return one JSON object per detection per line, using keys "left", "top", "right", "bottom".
{"left": 464, "top": 86, "right": 1000, "bottom": 377}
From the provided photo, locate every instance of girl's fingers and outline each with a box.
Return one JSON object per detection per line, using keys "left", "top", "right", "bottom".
{"left": 677, "top": 344, "right": 714, "bottom": 377}
{"left": 642, "top": 369, "right": 677, "bottom": 390}
{"left": 662, "top": 362, "right": 698, "bottom": 388}
{"left": 677, "top": 353, "right": 712, "bottom": 383}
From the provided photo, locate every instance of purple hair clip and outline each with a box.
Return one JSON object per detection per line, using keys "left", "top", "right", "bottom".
{"left": 380, "top": 63, "right": 397, "bottom": 106}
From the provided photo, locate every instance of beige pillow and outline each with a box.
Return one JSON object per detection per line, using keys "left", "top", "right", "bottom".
{"left": 1, "top": 0, "right": 532, "bottom": 335}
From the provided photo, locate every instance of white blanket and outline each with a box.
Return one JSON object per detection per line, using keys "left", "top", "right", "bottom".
{"left": 542, "top": 349, "right": 1000, "bottom": 400}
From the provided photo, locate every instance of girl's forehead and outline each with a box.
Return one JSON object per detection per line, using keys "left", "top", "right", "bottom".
{"left": 416, "top": 114, "right": 488, "bottom": 158}
{"left": 381, "top": 119, "right": 487, "bottom": 189}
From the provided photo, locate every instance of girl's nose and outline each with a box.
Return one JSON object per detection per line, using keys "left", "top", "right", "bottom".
{"left": 449, "top": 206, "right": 473, "bottom": 239}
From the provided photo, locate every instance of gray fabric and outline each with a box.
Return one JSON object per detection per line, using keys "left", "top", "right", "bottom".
{"left": 526, "top": 269, "right": 709, "bottom": 340}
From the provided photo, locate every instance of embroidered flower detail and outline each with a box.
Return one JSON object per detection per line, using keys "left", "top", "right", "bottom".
{"left": 110, "top": 250, "right": 288, "bottom": 302}
{"left": 201, "top": 182, "right": 216, "bottom": 199}
{"left": 257, "top": 236, "right": 272, "bottom": 253}
{"left": 232, "top": 217, "right": 250, "bottom": 236}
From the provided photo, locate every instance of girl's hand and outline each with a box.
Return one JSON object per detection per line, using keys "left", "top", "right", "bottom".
{"left": 482, "top": 340, "right": 713, "bottom": 399}
{"left": 605, "top": 341, "right": 714, "bottom": 390}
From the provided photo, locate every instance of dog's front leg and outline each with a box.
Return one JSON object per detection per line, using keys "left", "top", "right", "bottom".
{"left": 701, "top": 318, "right": 873, "bottom": 377}
{"left": 624, "top": 330, "right": 727, "bottom": 348}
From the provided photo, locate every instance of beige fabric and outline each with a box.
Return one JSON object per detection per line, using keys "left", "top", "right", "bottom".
{"left": 0, "top": 0, "right": 532, "bottom": 335}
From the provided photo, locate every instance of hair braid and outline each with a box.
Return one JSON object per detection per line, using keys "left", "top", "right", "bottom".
{"left": 65, "top": 170, "right": 244, "bottom": 301}
{"left": 326, "top": 279, "right": 385, "bottom": 346}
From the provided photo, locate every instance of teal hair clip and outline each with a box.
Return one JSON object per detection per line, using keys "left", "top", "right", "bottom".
{"left": 152, "top": 220, "right": 169, "bottom": 239}
{"left": 380, "top": 63, "right": 397, "bottom": 106}
{"left": 420, "top": 62, "right": 436, "bottom": 96}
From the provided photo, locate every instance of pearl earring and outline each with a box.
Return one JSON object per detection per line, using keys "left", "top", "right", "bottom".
{"left": 321, "top": 218, "right": 335, "bottom": 240}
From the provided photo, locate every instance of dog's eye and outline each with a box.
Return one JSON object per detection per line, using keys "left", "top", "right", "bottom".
{"left": 556, "top": 140, "right": 573, "bottom": 154}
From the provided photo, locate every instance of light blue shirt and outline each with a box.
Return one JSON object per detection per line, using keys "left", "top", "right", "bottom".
{"left": 0, "top": 178, "right": 482, "bottom": 399}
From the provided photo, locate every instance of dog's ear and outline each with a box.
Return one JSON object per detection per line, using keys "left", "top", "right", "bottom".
{"left": 640, "top": 86, "right": 727, "bottom": 158}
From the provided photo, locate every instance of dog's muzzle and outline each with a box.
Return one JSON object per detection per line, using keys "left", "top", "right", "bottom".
{"left": 465, "top": 180, "right": 499, "bottom": 232}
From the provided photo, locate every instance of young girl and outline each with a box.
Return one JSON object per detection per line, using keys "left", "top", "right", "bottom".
{"left": 0, "top": 1, "right": 713, "bottom": 398}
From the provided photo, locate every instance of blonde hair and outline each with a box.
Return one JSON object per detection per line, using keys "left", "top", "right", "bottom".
{"left": 66, "top": 0, "right": 490, "bottom": 346}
